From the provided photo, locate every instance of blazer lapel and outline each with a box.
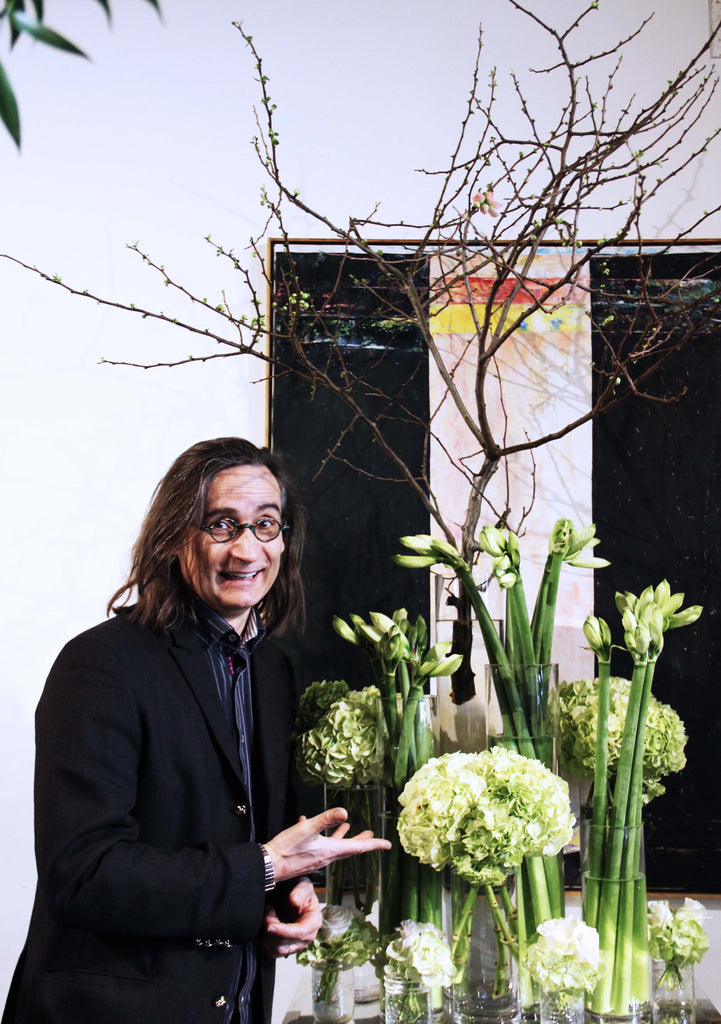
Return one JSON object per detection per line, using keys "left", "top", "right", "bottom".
{"left": 166, "top": 625, "right": 247, "bottom": 789}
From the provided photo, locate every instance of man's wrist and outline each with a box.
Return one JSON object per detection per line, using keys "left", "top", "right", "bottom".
{"left": 259, "top": 844, "right": 276, "bottom": 892}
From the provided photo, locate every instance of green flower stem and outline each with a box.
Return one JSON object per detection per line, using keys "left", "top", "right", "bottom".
{"left": 394, "top": 687, "right": 424, "bottom": 789}
{"left": 531, "top": 551, "right": 564, "bottom": 666}
{"left": 419, "top": 862, "right": 443, "bottom": 930}
{"left": 589, "top": 657, "right": 651, "bottom": 1015}
{"left": 398, "top": 659, "right": 411, "bottom": 703}
{"left": 585, "top": 657, "right": 612, "bottom": 930}
{"left": 451, "top": 882, "right": 479, "bottom": 986}
{"left": 318, "top": 962, "right": 341, "bottom": 1006}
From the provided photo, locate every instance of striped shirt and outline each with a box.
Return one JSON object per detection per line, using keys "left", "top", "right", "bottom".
{"left": 191, "top": 598, "right": 266, "bottom": 1024}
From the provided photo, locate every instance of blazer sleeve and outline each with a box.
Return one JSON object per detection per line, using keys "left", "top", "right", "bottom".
{"left": 33, "top": 621, "right": 268, "bottom": 946}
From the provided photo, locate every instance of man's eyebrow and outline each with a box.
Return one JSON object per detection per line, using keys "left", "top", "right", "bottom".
{"left": 204, "top": 502, "right": 282, "bottom": 519}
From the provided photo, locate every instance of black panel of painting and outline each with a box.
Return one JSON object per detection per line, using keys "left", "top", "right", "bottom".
{"left": 270, "top": 249, "right": 431, "bottom": 698}
{"left": 592, "top": 251, "right": 721, "bottom": 892}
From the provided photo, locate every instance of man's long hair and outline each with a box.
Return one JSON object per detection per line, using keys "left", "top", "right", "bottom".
{"left": 108, "top": 438, "right": 306, "bottom": 635}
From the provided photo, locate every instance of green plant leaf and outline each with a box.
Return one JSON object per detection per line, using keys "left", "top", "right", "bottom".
{"left": 9, "top": 11, "right": 88, "bottom": 57}
{"left": 91, "top": 0, "right": 112, "bottom": 19}
{"left": 0, "top": 57, "right": 21, "bottom": 147}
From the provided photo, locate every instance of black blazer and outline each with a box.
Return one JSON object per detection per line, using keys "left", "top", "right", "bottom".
{"left": 2, "top": 613, "right": 299, "bottom": 1024}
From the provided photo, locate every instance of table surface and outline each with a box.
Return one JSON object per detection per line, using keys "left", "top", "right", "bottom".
{"left": 281, "top": 976, "right": 720, "bottom": 1024}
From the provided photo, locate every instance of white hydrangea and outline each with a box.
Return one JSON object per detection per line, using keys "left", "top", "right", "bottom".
{"left": 397, "top": 748, "right": 574, "bottom": 886}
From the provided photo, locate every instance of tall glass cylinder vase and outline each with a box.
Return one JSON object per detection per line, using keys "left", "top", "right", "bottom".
{"left": 581, "top": 820, "right": 651, "bottom": 1024}
{"left": 651, "top": 960, "right": 695, "bottom": 1024}
{"left": 448, "top": 871, "right": 520, "bottom": 1024}
{"left": 486, "top": 663, "right": 563, "bottom": 1022}
{"left": 324, "top": 783, "right": 382, "bottom": 918}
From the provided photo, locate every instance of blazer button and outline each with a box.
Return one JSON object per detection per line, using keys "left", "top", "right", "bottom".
{"left": 234, "top": 804, "right": 247, "bottom": 816}
{"left": 215, "top": 995, "right": 227, "bottom": 1007}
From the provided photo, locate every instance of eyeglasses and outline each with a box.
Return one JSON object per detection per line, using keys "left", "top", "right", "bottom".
{"left": 199, "top": 516, "right": 286, "bottom": 544}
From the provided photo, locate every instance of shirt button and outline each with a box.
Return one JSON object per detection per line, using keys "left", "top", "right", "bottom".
{"left": 234, "top": 804, "right": 247, "bottom": 816}
{"left": 215, "top": 995, "right": 227, "bottom": 1007}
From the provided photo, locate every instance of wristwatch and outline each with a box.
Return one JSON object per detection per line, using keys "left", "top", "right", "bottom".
{"left": 259, "top": 844, "right": 276, "bottom": 892}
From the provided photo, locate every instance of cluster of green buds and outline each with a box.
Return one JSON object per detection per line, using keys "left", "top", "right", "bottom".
{"left": 332, "top": 608, "right": 462, "bottom": 682}
{"left": 615, "top": 581, "right": 702, "bottom": 663}
{"left": 393, "top": 534, "right": 466, "bottom": 573}
{"left": 477, "top": 525, "right": 521, "bottom": 588}
{"left": 549, "top": 519, "right": 610, "bottom": 569}
{"left": 583, "top": 615, "right": 613, "bottom": 663}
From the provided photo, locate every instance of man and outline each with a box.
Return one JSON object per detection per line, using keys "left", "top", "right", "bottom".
{"left": 2, "top": 437, "right": 388, "bottom": 1024}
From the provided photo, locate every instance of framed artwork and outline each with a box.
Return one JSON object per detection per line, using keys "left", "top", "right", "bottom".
{"left": 269, "top": 238, "right": 721, "bottom": 893}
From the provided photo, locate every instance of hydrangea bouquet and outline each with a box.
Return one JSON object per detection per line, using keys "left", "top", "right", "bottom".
{"left": 297, "top": 904, "right": 380, "bottom": 1006}
{"left": 397, "top": 747, "right": 574, "bottom": 995}
{"left": 524, "top": 916, "right": 600, "bottom": 999}
{"left": 558, "top": 676, "right": 687, "bottom": 802}
{"left": 331, "top": 609, "right": 462, "bottom": 943}
{"left": 647, "top": 899, "right": 709, "bottom": 988}
{"left": 293, "top": 680, "right": 383, "bottom": 913}
{"left": 394, "top": 520, "right": 604, "bottom": 1010}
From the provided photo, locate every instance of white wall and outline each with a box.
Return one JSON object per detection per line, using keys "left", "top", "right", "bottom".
{"left": 1, "top": 0, "right": 719, "bottom": 1015}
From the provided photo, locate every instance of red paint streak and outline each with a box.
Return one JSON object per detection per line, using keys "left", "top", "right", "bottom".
{"left": 437, "top": 276, "right": 585, "bottom": 305}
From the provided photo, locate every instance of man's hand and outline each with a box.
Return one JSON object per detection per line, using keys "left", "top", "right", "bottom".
{"left": 262, "top": 877, "right": 322, "bottom": 959}
{"left": 264, "top": 808, "right": 391, "bottom": 884}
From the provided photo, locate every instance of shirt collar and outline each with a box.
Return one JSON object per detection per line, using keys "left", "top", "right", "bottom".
{"left": 190, "top": 596, "right": 266, "bottom": 653}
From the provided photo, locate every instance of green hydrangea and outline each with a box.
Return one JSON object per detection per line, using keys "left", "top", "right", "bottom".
{"left": 397, "top": 748, "right": 574, "bottom": 886}
{"left": 647, "top": 899, "right": 709, "bottom": 980}
{"left": 297, "top": 905, "right": 379, "bottom": 967}
{"left": 558, "top": 677, "right": 687, "bottom": 800}
{"left": 524, "top": 916, "right": 600, "bottom": 994}
{"left": 294, "top": 679, "right": 350, "bottom": 737}
{"left": 384, "top": 920, "right": 455, "bottom": 987}
{"left": 296, "top": 685, "right": 383, "bottom": 787}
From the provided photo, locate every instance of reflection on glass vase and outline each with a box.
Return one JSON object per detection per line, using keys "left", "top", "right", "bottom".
{"left": 448, "top": 871, "right": 521, "bottom": 1024}
{"left": 539, "top": 989, "right": 585, "bottom": 1024}
{"left": 383, "top": 971, "right": 434, "bottom": 1024}
{"left": 311, "top": 961, "right": 355, "bottom": 1024}
{"left": 581, "top": 819, "right": 651, "bottom": 1024}
{"left": 651, "top": 960, "right": 695, "bottom": 1024}
{"left": 485, "top": 663, "right": 563, "bottom": 1023}
{"left": 324, "top": 783, "right": 381, "bottom": 917}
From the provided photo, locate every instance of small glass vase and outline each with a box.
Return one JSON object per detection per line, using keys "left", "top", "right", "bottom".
{"left": 311, "top": 960, "right": 355, "bottom": 1024}
{"left": 384, "top": 971, "right": 434, "bottom": 1024}
{"left": 448, "top": 871, "right": 521, "bottom": 1024}
{"left": 540, "top": 989, "right": 585, "bottom": 1024}
{"left": 651, "top": 960, "right": 695, "bottom": 1024}
{"left": 581, "top": 819, "right": 651, "bottom": 1024}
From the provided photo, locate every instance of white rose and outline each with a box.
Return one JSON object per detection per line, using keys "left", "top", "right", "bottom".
{"left": 679, "top": 898, "right": 709, "bottom": 924}
{"left": 396, "top": 920, "right": 420, "bottom": 950}
{"left": 318, "top": 904, "right": 354, "bottom": 942}
{"left": 647, "top": 900, "right": 674, "bottom": 931}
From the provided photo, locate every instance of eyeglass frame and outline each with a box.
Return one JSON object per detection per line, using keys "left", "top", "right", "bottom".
{"left": 198, "top": 516, "right": 287, "bottom": 544}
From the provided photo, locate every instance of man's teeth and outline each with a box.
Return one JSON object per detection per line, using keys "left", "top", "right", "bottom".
{"left": 224, "top": 570, "right": 260, "bottom": 580}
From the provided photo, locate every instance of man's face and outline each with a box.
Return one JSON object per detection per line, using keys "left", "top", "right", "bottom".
{"left": 177, "top": 465, "right": 285, "bottom": 632}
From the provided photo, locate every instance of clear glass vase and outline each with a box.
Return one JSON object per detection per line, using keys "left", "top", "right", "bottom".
{"left": 581, "top": 819, "right": 651, "bottom": 1024}
{"left": 540, "top": 989, "right": 585, "bottom": 1024}
{"left": 448, "top": 871, "right": 521, "bottom": 1024}
{"left": 486, "top": 662, "right": 563, "bottom": 1023}
{"left": 383, "top": 971, "right": 434, "bottom": 1024}
{"left": 651, "top": 960, "right": 695, "bottom": 1024}
{"left": 311, "top": 960, "right": 355, "bottom": 1024}
{"left": 324, "top": 782, "right": 382, "bottom": 917}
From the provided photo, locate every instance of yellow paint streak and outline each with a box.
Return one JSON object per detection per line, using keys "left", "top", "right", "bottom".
{"left": 429, "top": 302, "right": 586, "bottom": 336}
